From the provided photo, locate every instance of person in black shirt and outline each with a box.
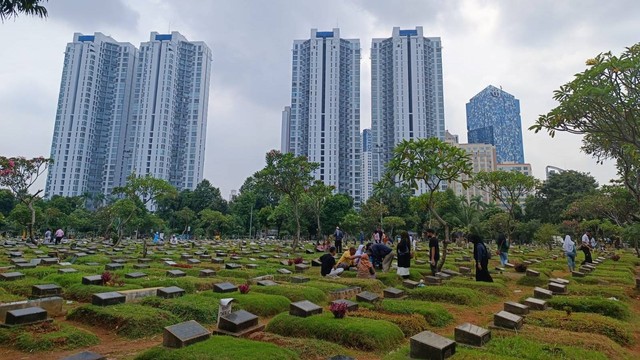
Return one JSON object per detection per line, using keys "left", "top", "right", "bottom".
{"left": 469, "top": 234, "right": 493, "bottom": 282}
{"left": 425, "top": 229, "right": 440, "bottom": 276}
{"left": 334, "top": 227, "right": 344, "bottom": 253}
{"left": 320, "top": 246, "right": 343, "bottom": 277}
{"left": 367, "top": 242, "right": 394, "bottom": 272}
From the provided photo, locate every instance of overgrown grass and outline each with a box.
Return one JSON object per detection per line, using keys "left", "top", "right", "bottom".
{"left": 0, "top": 277, "right": 43, "bottom": 297}
{"left": 266, "top": 312, "right": 403, "bottom": 351}
{"left": 379, "top": 299, "right": 453, "bottom": 327}
{"left": 0, "top": 322, "right": 99, "bottom": 352}
{"left": 444, "top": 278, "right": 509, "bottom": 297}
{"left": 515, "top": 273, "right": 549, "bottom": 287}
{"left": 349, "top": 308, "right": 428, "bottom": 336}
{"left": 526, "top": 310, "right": 633, "bottom": 346}
{"left": 546, "top": 296, "right": 631, "bottom": 320}
{"left": 135, "top": 335, "right": 298, "bottom": 360}
{"left": 67, "top": 303, "right": 180, "bottom": 338}
{"left": 253, "top": 284, "right": 326, "bottom": 303}
{"left": 570, "top": 284, "right": 628, "bottom": 300}
{"left": 406, "top": 286, "right": 482, "bottom": 305}
{"left": 140, "top": 294, "right": 218, "bottom": 323}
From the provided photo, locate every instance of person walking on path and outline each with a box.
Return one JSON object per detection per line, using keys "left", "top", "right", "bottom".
{"left": 563, "top": 235, "right": 577, "bottom": 272}
{"left": 425, "top": 229, "right": 440, "bottom": 276}
{"left": 334, "top": 226, "right": 344, "bottom": 254}
{"left": 470, "top": 234, "right": 493, "bottom": 282}
{"left": 54, "top": 228, "right": 64, "bottom": 245}
{"left": 581, "top": 230, "right": 593, "bottom": 265}
{"left": 396, "top": 231, "right": 412, "bottom": 279}
{"left": 496, "top": 233, "right": 510, "bottom": 266}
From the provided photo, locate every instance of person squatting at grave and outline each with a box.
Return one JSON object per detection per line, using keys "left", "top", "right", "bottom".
{"left": 425, "top": 228, "right": 440, "bottom": 276}
{"left": 580, "top": 229, "right": 594, "bottom": 265}
{"left": 396, "top": 231, "right": 412, "bottom": 279}
{"left": 367, "top": 242, "right": 394, "bottom": 272}
{"left": 320, "top": 246, "right": 344, "bottom": 277}
{"left": 563, "top": 234, "right": 577, "bottom": 272}
{"left": 356, "top": 252, "right": 376, "bottom": 278}
{"left": 469, "top": 234, "right": 493, "bottom": 282}
{"left": 336, "top": 247, "right": 361, "bottom": 270}
{"left": 496, "top": 233, "right": 510, "bottom": 266}
{"left": 334, "top": 226, "right": 344, "bottom": 253}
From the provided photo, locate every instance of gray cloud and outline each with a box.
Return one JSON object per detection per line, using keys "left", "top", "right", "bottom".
{"left": 47, "top": 0, "right": 139, "bottom": 32}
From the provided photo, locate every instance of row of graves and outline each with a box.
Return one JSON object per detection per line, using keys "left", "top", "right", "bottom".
{"left": 0, "top": 237, "right": 638, "bottom": 359}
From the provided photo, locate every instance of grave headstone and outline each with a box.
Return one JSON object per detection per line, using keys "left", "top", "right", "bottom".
{"left": 403, "top": 279, "right": 419, "bottom": 289}
{"left": 493, "top": 311, "right": 523, "bottom": 330}
{"left": 459, "top": 266, "right": 471, "bottom": 274}
{"left": 410, "top": 330, "right": 456, "bottom": 360}
{"left": 187, "top": 259, "right": 201, "bottom": 265}
{"left": 504, "top": 301, "right": 529, "bottom": 315}
{"left": 134, "top": 264, "right": 150, "bottom": 269}
{"left": 424, "top": 276, "right": 442, "bottom": 285}
{"left": 257, "top": 280, "right": 278, "bottom": 286}
{"left": 58, "top": 268, "right": 77, "bottom": 274}
{"left": 105, "top": 263, "right": 124, "bottom": 271}
{"left": 0, "top": 272, "right": 25, "bottom": 281}
{"left": 277, "top": 268, "right": 292, "bottom": 275}
{"left": 523, "top": 297, "right": 547, "bottom": 310}
{"left": 164, "top": 261, "right": 178, "bottom": 266}
{"left": 246, "top": 264, "right": 258, "bottom": 269}
{"left": 166, "top": 270, "right": 187, "bottom": 278}
{"left": 549, "top": 278, "right": 569, "bottom": 285}
{"left": 125, "top": 272, "right": 147, "bottom": 279}
{"left": 330, "top": 299, "right": 358, "bottom": 312}
{"left": 526, "top": 269, "right": 540, "bottom": 277}
{"left": 311, "top": 259, "right": 322, "bottom": 267}
{"left": 225, "top": 263, "right": 242, "bottom": 270}
{"left": 199, "top": 269, "right": 216, "bottom": 277}
{"left": 571, "top": 271, "right": 585, "bottom": 277}
{"left": 213, "top": 282, "right": 238, "bottom": 293}
{"left": 533, "top": 287, "right": 553, "bottom": 299}
{"left": 291, "top": 275, "right": 309, "bottom": 283}
{"left": 163, "top": 320, "right": 211, "bottom": 348}
{"left": 32, "top": 284, "right": 62, "bottom": 297}
{"left": 435, "top": 272, "right": 451, "bottom": 280}
{"left": 383, "top": 287, "right": 405, "bottom": 299}
{"left": 295, "top": 264, "right": 310, "bottom": 273}
{"left": 60, "top": 351, "right": 106, "bottom": 360}
{"left": 92, "top": 292, "right": 125, "bottom": 306}
{"left": 441, "top": 269, "right": 461, "bottom": 277}
{"left": 289, "top": 300, "right": 323, "bottom": 317}
{"left": 4, "top": 306, "right": 49, "bottom": 326}
{"left": 454, "top": 322, "right": 491, "bottom": 347}
{"left": 217, "top": 309, "right": 262, "bottom": 335}
{"left": 548, "top": 282, "right": 567, "bottom": 294}
{"left": 356, "top": 291, "right": 379, "bottom": 303}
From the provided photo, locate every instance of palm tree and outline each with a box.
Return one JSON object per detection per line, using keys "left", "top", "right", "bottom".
{"left": 1, "top": 0, "right": 48, "bottom": 21}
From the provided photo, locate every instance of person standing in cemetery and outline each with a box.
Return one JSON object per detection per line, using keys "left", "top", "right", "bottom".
{"left": 470, "top": 234, "right": 493, "bottom": 282}
{"left": 367, "top": 242, "right": 394, "bottom": 272}
{"left": 580, "top": 230, "right": 594, "bottom": 264}
{"left": 425, "top": 228, "right": 440, "bottom": 276}
{"left": 44, "top": 228, "right": 52, "bottom": 244}
{"left": 320, "top": 246, "right": 344, "bottom": 277}
{"left": 496, "top": 233, "right": 510, "bottom": 266}
{"left": 54, "top": 228, "right": 64, "bottom": 245}
{"left": 334, "top": 226, "right": 344, "bottom": 253}
{"left": 373, "top": 226, "right": 383, "bottom": 244}
{"left": 563, "top": 234, "right": 577, "bottom": 272}
{"left": 396, "top": 231, "right": 412, "bottom": 279}
{"left": 356, "top": 252, "right": 376, "bottom": 278}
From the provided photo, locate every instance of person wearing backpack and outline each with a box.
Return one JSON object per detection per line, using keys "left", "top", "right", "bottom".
{"left": 496, "top": 233, "right": 510, "bottom": 266}
{"left": 470, "top": 234, "right": 493, "bottom": 282}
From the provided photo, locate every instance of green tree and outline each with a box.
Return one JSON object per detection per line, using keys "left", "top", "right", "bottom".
{"left": 0, "top": 156, "right": 52, "bottom": 241}
{"left": 340, "top": 212, "right": 363, "bottom": 241}
{"left": 475, "top": 170, "right": 539, "bottom": 239}
{"left": 385, "top": 138, "right": 473, "bottom": 271}
{"left": 382, "top": 216, "right": 405, "bottom": 238}
{"left": 189, "top": 179, "right": 228, "bottom": 214}
{"left": 1, "top": 0, "right": 48, "bottom": 21}
{"left": 320, "top": 193, "right": 353, "bottom": 235}
{"left": 360, "top": 198, "right": 388, "bottom": 232}
{"left": 175, "top": 207, "right": 196, "bottom": 235}
{"left": 255, "top": 150, "right": 318, "bottom": 249}
{"left": 533, "top": 223, "right": 559, "bottom": 250}
{"left": 0, "top": 189, "right": 16, "bottom": 216}
{"left": 304, "top": 180, "right": 334, "bottom": 238}
{"left": 199, "top": 209, "right": 230, "bottom": 238}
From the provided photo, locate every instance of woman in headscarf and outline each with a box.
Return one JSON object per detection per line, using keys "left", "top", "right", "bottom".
{"left": 562, "top": 235, "right": 576, "bottom": 272}
{"left": 469, "top": 233, "right": 493, "bottom": 282}
{"left": 357, "top": 252, "right": 376, "bottom": 278}
{"left": 354, "top": 244, "right": 365, "bottom": 265}
{"left": 396, "top": 231, "right": 412, "bottom": 279}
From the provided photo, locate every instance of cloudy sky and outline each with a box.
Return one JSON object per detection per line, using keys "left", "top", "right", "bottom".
{"left": 1, "top": 0, "right": 637, "bottom": 199}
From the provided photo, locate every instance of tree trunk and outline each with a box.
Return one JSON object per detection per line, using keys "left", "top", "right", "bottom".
{"left": 27, "top": 200, "right": 36, "bottom": 242}
{"left": 292, "top": 203, "right": 301, "bottom": 250}
{"left": 316, "top": 213, "right": 321, "bottom": 241}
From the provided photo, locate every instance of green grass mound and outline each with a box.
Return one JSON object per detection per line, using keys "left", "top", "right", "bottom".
{"left": 546, "top": 296, "right": 631, "bottom": 320}
{"left": 0, "top": 287, "right": 23, "bottom": 302}
{"left": 406, "top": 286, "right": 482, "bottom": 305}
{"left": 135, "top": 334, "right": 298, "bottom": 360}
{"left": 266, "top": 312, "right": 404, "bottom": 351}
{"left": 67, "top": 303, "right": 180, "bottom": 338}
{"left": 444, "top": 278, "right": 509, "bottom": 297}
{"left": 515, "top": 273, "right": 549, "bottom": 287}
{"left": 349, "top": 308, "right": 428, "bottom": 336}
{"left": 0, "top": 277, "right": 43, "bottom": 297}
{"left": 384, "top": 334, "right": 610, "bottom": 360}
{"left": 252, "top": 284, "right": 326, "bottom": 303}
{"left": 65, "top": 283, "right": 142, "bottom": 302}
{"left": 204, "top": 291, "right": 290, "bottom": 317}
{"left": 569, "top": 284, "right": 628, "bottom": 300}
{"left": 315, "top": 277, "right": 387, "bottom": 292}
{"left": 0, "top": 322, "right": 99, "bottom": 352}
{"left": 140, "top": 294, "right": 218, "bottom": 323}
{"left": 250, "top": 332, "right": 356, "bottom": 360}
{"left": 527, "top": 310, "right": 633, "bottom": 346}
{"left": 379, "top": 299, "right": 453, "bottom": 327}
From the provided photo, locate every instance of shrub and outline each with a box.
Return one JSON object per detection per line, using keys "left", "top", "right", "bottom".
{"left": 0, "top": 322, "right": 99, "bottom": 352}
{"left": 350, "top": 308, "right": 428, "bottom": 336}
{"left": 526, "top": 310, "right": 633, "bottom": 345}
{"left": 239, "top": 283, "right": 250, "bottom": 294}
{"left": 135, "top": 335, "right": 298, "bottom": 360}
{"left": 407, "top": 286, "right": 481, "bottom": 305}
{"left": 140, "top": 295, "right": 218, "bottom": 323}
{"left": 266, "top": 313, "right": 403, "bottom": 351}
{"left": 380, "top": 299, "right": 453, "bottom": 327}
{"left": 67, "top": 304, "right": 179, "bottom": 338}
{"left": 329, "top": 302, "right": 348, "bottom": 318}
{"left": 253, "top": 284, "right": 326, "bottom": 303}
{"left": 546, "top": 296, "right": 631, "bottom": 320}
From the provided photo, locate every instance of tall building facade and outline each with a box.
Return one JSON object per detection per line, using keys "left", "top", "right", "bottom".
{"left": 129, "top": 32, "right": 212, "bottom": 191}
{"left": 281, "top": 106, "right": 291, "bottom": 153}
{"left": 46, "top": 32, "right": 211, "bottom": 200}
{"left": 285, "top": 29, "right": 362, "bottom": 205}
{"left": 361, "top": 128, "right": 373, "bottom": 202}
{"left": 370, "top": 27, "right": 445, "bottom": 187}
{"left": 466, "top": 85, "right": 525, "bottom": 164}
{"left": 46, "top": 33, "right": 136, "bottom": 198}
{"left": 445, "top": 131, "right": 496, "bottom": 205}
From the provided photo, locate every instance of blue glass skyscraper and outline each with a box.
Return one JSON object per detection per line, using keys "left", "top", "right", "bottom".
{"left": 466, "top": 85, "right": 525, "bottom": 164}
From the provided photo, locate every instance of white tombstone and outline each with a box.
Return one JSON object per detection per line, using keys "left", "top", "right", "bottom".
{"left": 217, "top": 298, "right": 235, "bottom": 327}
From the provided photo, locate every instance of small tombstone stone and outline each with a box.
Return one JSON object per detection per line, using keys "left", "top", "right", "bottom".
{"left": 157, "top": 286, "right": 186, "bottom": 299}
{"left": 218, "top": 309, "right": 259, "bottom": 333}
{"left": 134, "top": 264, "right": 150, "bottom": 269}
{"left": 579, "top": 266, "right": 592, "bottom": 273}
{"left": 356, "top": 291, "right": 379, "bottom": 303}
{"left": 331, "top": 299, "right": 358, "bottom": 312}
{"left": 82, "top": 275, "right": 103, "bottom": 285}
{"left": 383, "top": 287, "right": 405, "bottom": 299}
{"left": 0, "top": 272, "right": 25, "bottom": 281}
{"left": 32, "top": 284, "right": 62, "bottom": 297}
{"left": 504, "top": 301, "right": 529, "bottom": 315}
{"left": 10, "top": 258, "right": 27, "bottom": 264}
{"left": 414, "top": 259, "right": 427, "bottom": 265}
{"left": 212, "top": 258, "right": 225, "bottom": 264}
{"left": 167, "top": 270, "right": 187, "bottom": 278}
{"left": 163, "top": 320, "right": 211, "bottom": 348}
{"left": 15, "top": 262, "right": 37, "bottom": 269}
{"left": 246, "top": 263, "right": 258, "bottom": 269}
{"left": 105, "top": 263, "right": 124, "bottom": 271}
{"left": 259, "top": 255, "right": 269, "bottom": 259}
{"left": 459, "top": 266, "right": 471, "bottom": 274}
{"left": 548, "top": 282, "right": 567, "bottom": 294}
{"left": 225, "top": 263, "right": 242, "bottom": 270}
{"left": 180, "top": 254, "right": 193, "bottom": 260}
{"left": 58, "top": 268, "right": 77, "bottom": 274}
{"left": 441, "top": 269, "right": 461, "bottom": 277}
{"left": 524, "top": 297, "right": 547, "bottom": 310}
{"left": 289, "top": 300, "right": 322, "bottom": 317}
{"left": 279, "top": 260, "right": 290, "bottom": 266}
{"left": 277, "top": 268, "right": 292, "bottom": 275}
{"left": 138, "top": 258, "right": 152, "bottom": 263}
{"left": 199, "top": 254, "right": 211, "bottom": 260}
{"left": 164, "top": 261, "right": 178, "bottom": 266}
{"left": 125, "top": 272, "right": 147, "bottom": 279}
{"left": 462, "top": 255, "right": 471, "bottom": 261}
{"left": 230, "top": 256, "right": 241, "bottom": 261}
{"left": 4, "top": 306, "right": 49, "bottom": 326}
{"left": 199, "top": 269, "right": 216, "bottom": 277}
{"left": 435, "top": 272, "right": 451, "bottom": 280}
{"left": 424, "top": 275, "right": 442, "bottom": 285}
{"left": 112, "top": 258, "right": 127, "bottom": 264}
{"left": 410, "top": 330, "right": 456, "bottom": 360}
{"left": 40, "top": 258, "right": 59, "bottom": 265}
{"left": 526, "top": 269, "right": 540, "bottom": 277}
{"left": 92, "top": 292, "right": 125, "bottom": 306}
{"left": 311, "top": 259, "right": 322, "bottom": 267}
{"left": 493, "top": 311, "right": 523, "bottom": 330}
{"left": 533, "top": 287, "right": 553, "bottom": 299}
{"left": 455, "top": 322, "right": 491, "bottom": 347}
{"left": 572, "top": 271, "right": 585, "bottom": 277}
{"left": 403, "top": 279, "right": 419, "bottom": 289}
{"left": 213, "top": 282, "right": 238, "bottom": 293}
{"left": 60, "top": 351, "right": 106, "bottom": 360}
{"left": 295, "top": 264, "right": 310, "bottom": 273}
{"left": 291, "top": 275, "right": 309, "bottom": 283}
{"left": 306, "top": 249, "right": 314, "bottom": 254}
{"left": 549, "top": 278, "right": 570, "bottom": 285}
{"left": 257, "top": 280, "right": 278, "bottom": 286}
{"left": 187, "top": 259, "right": 201, "bottom": 265}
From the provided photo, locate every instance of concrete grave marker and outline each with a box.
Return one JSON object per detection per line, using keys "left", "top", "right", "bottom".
{"left": 289, "top": 300, "right": 323, "bottom": 317}
{"left": 548, "top": 282, "right": 567, "bottom": 294}
{"left": 524, "top": 297, "right": 547, "bottom": 310}
{"left": 125, "top": 272, "right": 147, "bottom": 279}
{"left": 504, "top": 301, "right": 529, "bottom": 315}
{"left": 410, "top": 331, "right": 456, "bottom": 360}
{"left": 217, "top": 309, "right": 263, "bottom": 336}
{"left": 199, "top": 269, "right": 216, "bottom": 277}
{"left": 157, "top": 286, "right": 186, "bottom": 299}
{"left": 213, "top": 282, "right": 238, "bottom": 293}
{"left": 0, "top": 272, "right": 25, "bottom": 281}
{"left": 166, "top": 270, "right": 187, "bottom": 278}
{"left": 291, "top": 276, "right": 309, "bottom": 283}
{"left": 92, "top": 292, "right": 126, "bottom": 306}
{"left": 60, "top": 351, "right": 106, "bottom": 360}
{"left": 383, "top": 287, "right": 405, "bottom": 299}
{"left": 533, "top": 287, "right": 553, "bottom": 299}
{"left": 163, "top": 320, "right": 211, "bottom": 348}
{"left": 82, "top": 275, "right": 103, "bottom": 285}
{"left": 455, "top": 322, "right": 491, "bottom": 347}
{"left": 330, "top": 299, "right": 358, "bottom": 312}
{"left": 356, "top": 291, "right": 379, "bottom": 303}
{"left": 493, "top": 311, "right": 523, "bottom": 330}
{"left": 32, "top": 284, "right": 62, "bottom": 298}
{"left": 4, "top": 307, "right": 49, "bottom": 326}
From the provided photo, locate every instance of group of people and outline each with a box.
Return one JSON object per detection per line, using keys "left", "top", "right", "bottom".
{"left": 43, "top": 228, "right": 65, "bottom": 245}
{"left": 562, "top": 229, "right": 597, "bottom": 272}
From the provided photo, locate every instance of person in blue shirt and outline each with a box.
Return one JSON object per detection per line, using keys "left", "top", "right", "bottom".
{"left": 366, "top": 242, "right": 393, "bottom": 272}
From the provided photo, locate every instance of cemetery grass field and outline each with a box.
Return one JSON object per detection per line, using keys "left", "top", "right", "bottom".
{"left": 0, "top": 239, "right": 639, "bottom": 359}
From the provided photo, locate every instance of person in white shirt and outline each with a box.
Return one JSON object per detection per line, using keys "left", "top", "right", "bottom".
{"left": 562, "top": 235, "right": 576, "bottom": 272}
{"left": 580, "top": 230, "right": 593, "bottom": 265}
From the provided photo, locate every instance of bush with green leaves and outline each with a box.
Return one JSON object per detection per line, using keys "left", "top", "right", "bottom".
{"left": 546, "top": 296, "right": 631, "bottom": 320}
{"left": 379, "top": 299, "right": 453, "bottom": 327}
{"left": 406, "top": 286, "right": 482, "bottom": 305}
{"left": 266, "top": 312, "right": 404, "bottom": 351}
{"left": 67, "top": 303, "right": 180, "bottom": 338}
{"left": 526, "top": 310, "right": 633, "bottom": 345}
